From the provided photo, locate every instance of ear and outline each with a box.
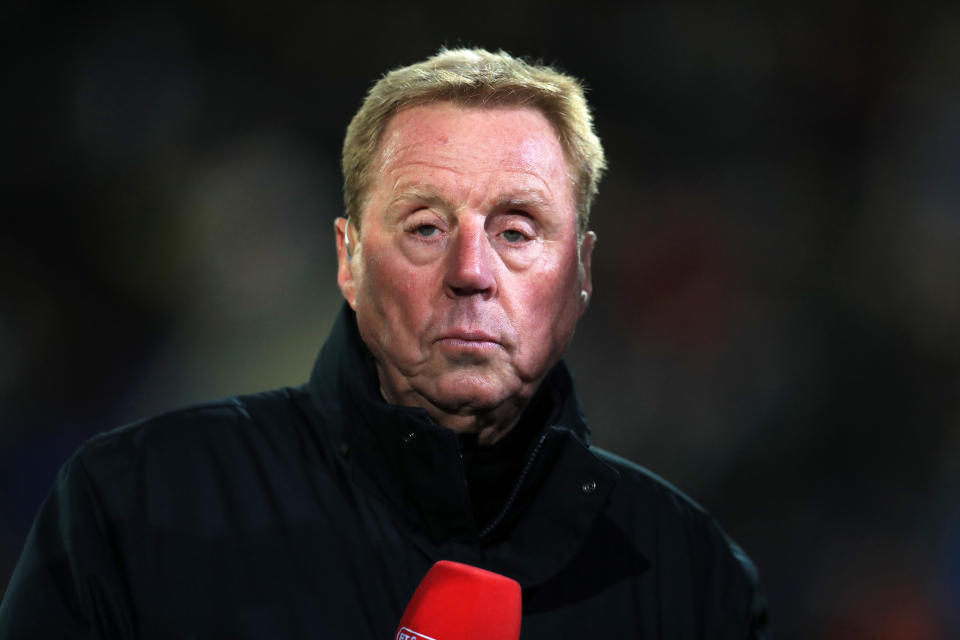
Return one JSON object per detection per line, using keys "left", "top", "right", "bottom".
{"left": 335, "top": 217, "right": 358, "bottom": 309}
{"left": 578, "top": 230, "right": 596, "bottom": 311}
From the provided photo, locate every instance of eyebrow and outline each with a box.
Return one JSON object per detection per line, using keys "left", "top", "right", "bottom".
{"left": 387, "top": 185, "right": 552, "bottom": 213}
{"left": 495, "top": 192, "right": 551, "bottom": 211}
{"left": 387, "top": 185, "right": 448, "bottom": 210}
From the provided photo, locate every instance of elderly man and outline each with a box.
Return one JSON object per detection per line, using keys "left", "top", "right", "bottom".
{"left": 0, "top": 49, "right": 767, "bottom": 638}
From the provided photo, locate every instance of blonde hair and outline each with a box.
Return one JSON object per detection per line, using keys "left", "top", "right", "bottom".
{"left": 342, "top": 48, "right": 606, "bottom": 235}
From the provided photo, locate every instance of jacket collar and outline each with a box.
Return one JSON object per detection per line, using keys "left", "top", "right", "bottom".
{"left": 307, "top": 304, "right": 620, "bottom": 587}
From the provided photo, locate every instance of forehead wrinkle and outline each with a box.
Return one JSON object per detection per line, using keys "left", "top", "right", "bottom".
{"left": 378, "top": 102, "right": 573, "bottom": 173}
{"left": 387, "top": 162, "right": 563, "bottom": 213}
{"left": 383, "top": 133, "right": 559, "bottom": 180}
{"left": 376, "top": 125, "right": 573, "bottom": 214}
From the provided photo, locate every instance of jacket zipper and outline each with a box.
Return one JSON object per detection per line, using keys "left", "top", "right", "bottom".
{"left": 478, "top": 431, "right": 550, "bottom": 540}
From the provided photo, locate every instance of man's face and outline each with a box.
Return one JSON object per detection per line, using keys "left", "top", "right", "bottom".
{"left": 336, "top": 103, "right": 594, "bottom": 430}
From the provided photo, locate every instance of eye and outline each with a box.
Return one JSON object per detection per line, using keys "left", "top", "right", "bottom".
{"left": 413, "top": 224, "right": 440, "bottom": 238}
{"left": 501, "top": 229, "right": 527, "bottom": 243}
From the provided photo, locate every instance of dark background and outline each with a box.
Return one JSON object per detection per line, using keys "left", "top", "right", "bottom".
{"left": 2, "top": 1, "right": 959, "bottom": 637}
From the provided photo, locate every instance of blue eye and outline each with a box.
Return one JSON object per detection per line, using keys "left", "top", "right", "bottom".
{"left": 502, "top": 229, "right": 526, "bottom": 243}
{"left": 414, "top": 224, "right": 440, "bottom": 237}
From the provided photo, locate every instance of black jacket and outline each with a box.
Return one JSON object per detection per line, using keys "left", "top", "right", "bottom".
{"left": 0, "top": 306, "right": 768, "bottom": 638}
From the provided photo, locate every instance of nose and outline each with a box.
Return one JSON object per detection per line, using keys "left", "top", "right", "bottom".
{"left": 444, "top": 219, "right": 496, "bottom": 299}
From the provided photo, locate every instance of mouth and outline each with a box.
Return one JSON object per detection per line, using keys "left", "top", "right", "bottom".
{"left": 436, "top": 330, "right": 502, "bottom": 352}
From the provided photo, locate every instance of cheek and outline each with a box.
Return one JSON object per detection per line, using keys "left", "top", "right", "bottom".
{"left": 362, "top": 252, "right": 433, "bottom": 323}
{"left": 511, "top": 259, "right": 582, "bottom": 355}
{"left": 533, "top": 253, "right": 582, "bottom": 310}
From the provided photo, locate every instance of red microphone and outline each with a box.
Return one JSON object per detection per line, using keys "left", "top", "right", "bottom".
{"left": 394, "top": 560, "right": 522, "bottom": 640}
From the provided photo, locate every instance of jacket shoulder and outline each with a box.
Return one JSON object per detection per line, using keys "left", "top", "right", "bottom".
{"left": 590, "top": 446, "right": 768, "bottom": 637}
{"left": 78, "top": 388, "right": 308, "bottom": 462}
{"left": 591, "top": 445, "right": 755, "bottom": 570}
{"left": 70, "top": 388, "right": 323, "bottom": 523}
{"left": 591, "top": 447, "right": 714, "bottom": 523}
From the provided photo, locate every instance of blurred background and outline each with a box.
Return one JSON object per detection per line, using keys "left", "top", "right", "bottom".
{"left": 2, "top": 0, "right": 959, "bottom": 636}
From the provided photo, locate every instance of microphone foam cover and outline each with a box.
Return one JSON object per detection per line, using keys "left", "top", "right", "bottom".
{"left": 395, "top": 560, "right": 521, "bottom": 640}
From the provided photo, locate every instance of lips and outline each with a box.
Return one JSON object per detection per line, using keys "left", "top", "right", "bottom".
{"left": 435, "top": 329, "right": 503, "bottom": 353}
{"left": 439, "top": 329, "right": 499, "bottom": 343}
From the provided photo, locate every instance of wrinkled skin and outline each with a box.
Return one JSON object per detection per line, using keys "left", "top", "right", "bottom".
{"left": 336, "top": 103, "right": 595, "bottom": 445}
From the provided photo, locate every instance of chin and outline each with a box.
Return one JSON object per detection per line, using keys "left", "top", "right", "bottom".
{"left": 429, "top": 374, "right": 522, "bottom": 414}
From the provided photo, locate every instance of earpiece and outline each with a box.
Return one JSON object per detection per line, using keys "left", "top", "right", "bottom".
{"left": 580, "top": 290, "right": 589, "bottom": 304}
